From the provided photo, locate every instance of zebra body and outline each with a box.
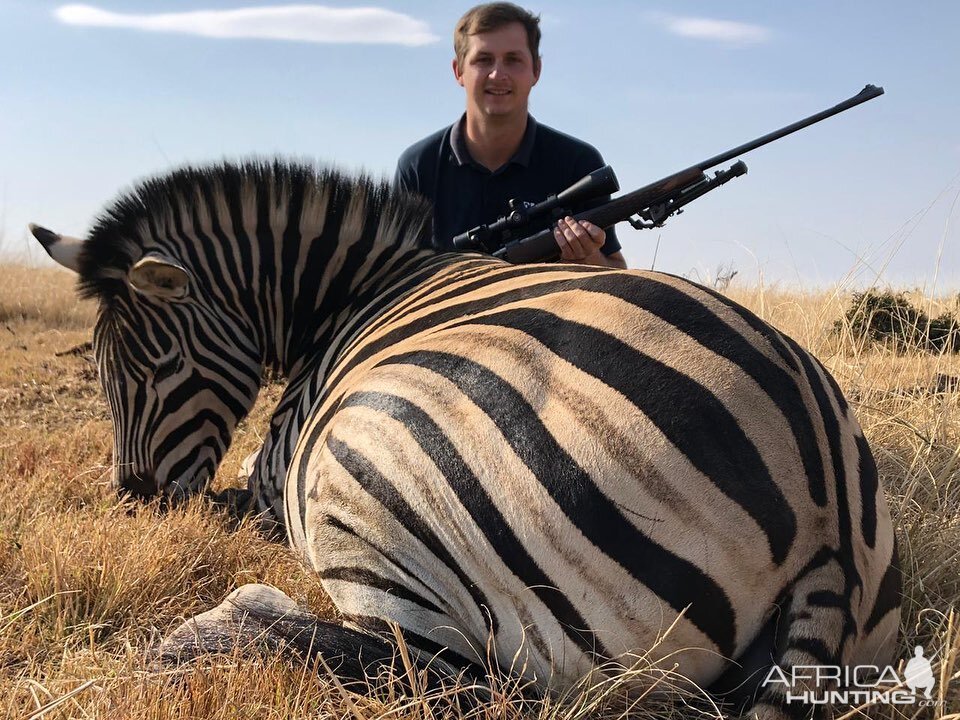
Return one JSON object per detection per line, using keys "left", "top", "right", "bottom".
{"left": 32, "top": 161, "right": 900, "bottom": 717}
{"left": 290, "top": 261, "right": 899, "bottom": 693}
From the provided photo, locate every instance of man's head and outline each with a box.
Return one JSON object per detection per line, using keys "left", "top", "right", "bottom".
{"left": 453, "top": 3, "right": 541, "bottom": 121}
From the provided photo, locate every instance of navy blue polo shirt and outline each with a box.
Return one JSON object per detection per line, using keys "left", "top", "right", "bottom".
{"left": 394, "top": 114, "right": 620, "bottom": 255}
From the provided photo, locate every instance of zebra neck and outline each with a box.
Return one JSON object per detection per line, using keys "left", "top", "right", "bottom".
{"left": 263, "top": 243, "right": 449, "bottom": 377}
{"left": 247, "top": 249, "right": 497, "bottom": 529}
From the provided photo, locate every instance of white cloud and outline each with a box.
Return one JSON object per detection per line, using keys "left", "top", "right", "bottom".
{"left": 648, "top": 12, "right": 771, "bottom": 46}
{"left": 54, "top": 4, "right": 439, "bottom": 46}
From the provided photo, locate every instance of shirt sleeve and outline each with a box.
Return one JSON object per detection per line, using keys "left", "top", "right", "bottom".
{"left": 394, "top": 138, "right": 430, "bottom": 196}
{"left": 394, "top": 155, "right": 415, "bottom": 193}
{"left": 394, "top": 134, "right": 443, "bottom": 247}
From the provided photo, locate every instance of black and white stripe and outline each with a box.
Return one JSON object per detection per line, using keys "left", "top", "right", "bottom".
{"left": 33, "top": 160, "right": 900, "bottom": 719}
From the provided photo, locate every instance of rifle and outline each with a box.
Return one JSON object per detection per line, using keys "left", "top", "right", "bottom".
{"left": 451, "top": 84, "right": 884, "bottom": 263}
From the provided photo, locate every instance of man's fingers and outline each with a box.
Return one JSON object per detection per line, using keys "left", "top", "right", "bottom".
{"left": 569, "top": 221, "right": 590, "bottom": 257}
{"left": 554, "top": 226, "right": 575, "bottom": 260}
{"left": 554, "top": 217, "right": 606, "bottom": 261}
{"left": 564, "top": 217, "right": 603, "bottom": 251}
{"left": 570, "top": 218, "right": 604, "bottom": 247}
{"left": 580, "top": 220, "right": 606, "bottom": 244}
{"left": 560, "top": 219, "right": 590, "bottom": 258}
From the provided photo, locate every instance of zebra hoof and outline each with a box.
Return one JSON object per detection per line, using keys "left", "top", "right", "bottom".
{"left": 154, "top": 584, "right": 318, "bottom": 665}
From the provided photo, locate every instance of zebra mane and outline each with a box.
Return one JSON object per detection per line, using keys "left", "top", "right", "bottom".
{"left": 76, "top": 159, "right": 434, "bottom": 304}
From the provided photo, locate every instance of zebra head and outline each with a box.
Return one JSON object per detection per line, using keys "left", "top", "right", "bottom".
{"left": 30, "top": 206, "right": 262, "bottom": 504}
{"left": 32, "top": 162, "right": 435, "bottom": 515}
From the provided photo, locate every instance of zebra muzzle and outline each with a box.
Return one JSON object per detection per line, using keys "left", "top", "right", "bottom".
{"left": 117, "top": 471, "right": 159, "bottom": 503}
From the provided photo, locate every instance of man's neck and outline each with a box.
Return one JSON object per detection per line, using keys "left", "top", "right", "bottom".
{"left": 463, "top": 111, "right": 528, "bottom": 172}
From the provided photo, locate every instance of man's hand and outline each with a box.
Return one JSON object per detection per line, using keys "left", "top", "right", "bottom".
{"left": 553, "top": 216, "right": 625, "bottom": 268}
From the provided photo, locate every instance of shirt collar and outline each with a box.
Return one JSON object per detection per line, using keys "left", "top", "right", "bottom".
{"left": 449, "top": 114, "right": 538, "bottom": 169}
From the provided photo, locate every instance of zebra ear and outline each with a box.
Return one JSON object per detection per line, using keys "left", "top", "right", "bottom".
{"left": 129, "top": 254, "right": 191, "bottom": 300}
{"left": 29, "top": 223, "right": 84, "bottom": 273}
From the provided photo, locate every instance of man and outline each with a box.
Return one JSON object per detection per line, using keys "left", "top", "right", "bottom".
{"left": 394, "top": 3, "right": 627, "bottom": 269}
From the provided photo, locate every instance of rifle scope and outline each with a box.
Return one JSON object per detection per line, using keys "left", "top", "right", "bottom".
{"left": 451, "top": 165, "right": 619, "bottom": 251}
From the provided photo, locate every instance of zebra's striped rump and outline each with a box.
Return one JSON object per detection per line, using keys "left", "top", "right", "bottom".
{"left": 35, "top": 160, "right": 900, "bottom": 718}
{"left": 293, "top": 265, "right": 900, "bottom": 704}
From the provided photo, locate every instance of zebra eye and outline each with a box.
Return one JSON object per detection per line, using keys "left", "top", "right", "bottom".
{"left": 153, "top": 354, "right": 184, "bottom": 384}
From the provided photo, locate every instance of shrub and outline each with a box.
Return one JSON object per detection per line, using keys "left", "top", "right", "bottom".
{"left": 837, "top": 290, "right": 960, "bottom": 353}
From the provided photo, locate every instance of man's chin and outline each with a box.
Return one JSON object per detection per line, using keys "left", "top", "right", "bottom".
{"left": 480, "top": 103, "right": 522, "bottom": 118}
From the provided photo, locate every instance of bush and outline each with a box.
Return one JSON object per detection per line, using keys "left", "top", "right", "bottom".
{"left": 837, "top": 290, "right": 960, "bottom": 353}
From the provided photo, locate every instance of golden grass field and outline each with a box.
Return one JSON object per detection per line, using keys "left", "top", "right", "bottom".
{"left": 0, "top": 262, "right": 957, "bottom": 719}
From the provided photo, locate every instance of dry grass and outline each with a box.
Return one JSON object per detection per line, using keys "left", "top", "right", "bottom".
{"left": 0, "top": 265, "right": 957, "bottom": 719}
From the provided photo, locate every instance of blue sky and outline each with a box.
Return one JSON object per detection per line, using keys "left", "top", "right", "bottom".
{"left": 1, "top": 1, "right": 958, "bottom": 290}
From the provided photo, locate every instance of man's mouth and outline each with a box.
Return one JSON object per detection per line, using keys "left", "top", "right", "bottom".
{"left": 485, "top": 89, "right": 511, "bottom": 96}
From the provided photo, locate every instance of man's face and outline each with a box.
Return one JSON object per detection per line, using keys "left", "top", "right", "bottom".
{"left": 453, "top": 22, "right": 540, "bottom": 120}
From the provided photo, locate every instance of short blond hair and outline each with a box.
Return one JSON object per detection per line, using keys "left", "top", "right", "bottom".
{"left": 454, "top": 3, "right": 541, "bottom": 71}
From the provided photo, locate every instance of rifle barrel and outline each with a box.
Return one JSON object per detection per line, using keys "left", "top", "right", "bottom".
{"left": 695, "top": 84, "right": 884, "bottom": 172}
{"left": 492, "top": 84, "right": 885, "bottom": 264}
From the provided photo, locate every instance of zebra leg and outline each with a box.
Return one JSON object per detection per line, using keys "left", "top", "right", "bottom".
{"left": 206, "top": 446, "right": 284, "bottom": 540}
{"left": 155, "top": 584, "right": 477, "bottom": 696}
{"left": 238, "top": 448, "right": 261, "bottom": 484}
{"left": 708, "top": 605, "right": 789, "bottom": 715}
{"left": 742, "top": 555, "right": 850, "bottom": 720}
{"left": 739, "top": 540, "right": 900, "bottom": 720}
{"left": 204, "top": 487, "right": 286, "bottom": 541}
{"left": 206, "top": 487, "right": 256, "bottom": 519}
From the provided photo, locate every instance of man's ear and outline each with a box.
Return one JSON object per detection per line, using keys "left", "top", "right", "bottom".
{"left": 128, "top": 254, "right": 190, "bottom": 300}
{"left": 452, "top": 57, "right": 465, "bottom": 86}
{"left": 533, "top": 56, "right": 541, "bottom": 85}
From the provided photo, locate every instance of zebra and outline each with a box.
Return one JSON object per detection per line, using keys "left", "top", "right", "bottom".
{"left": 31, "top": 160, "right": 901, "bottom": 719}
